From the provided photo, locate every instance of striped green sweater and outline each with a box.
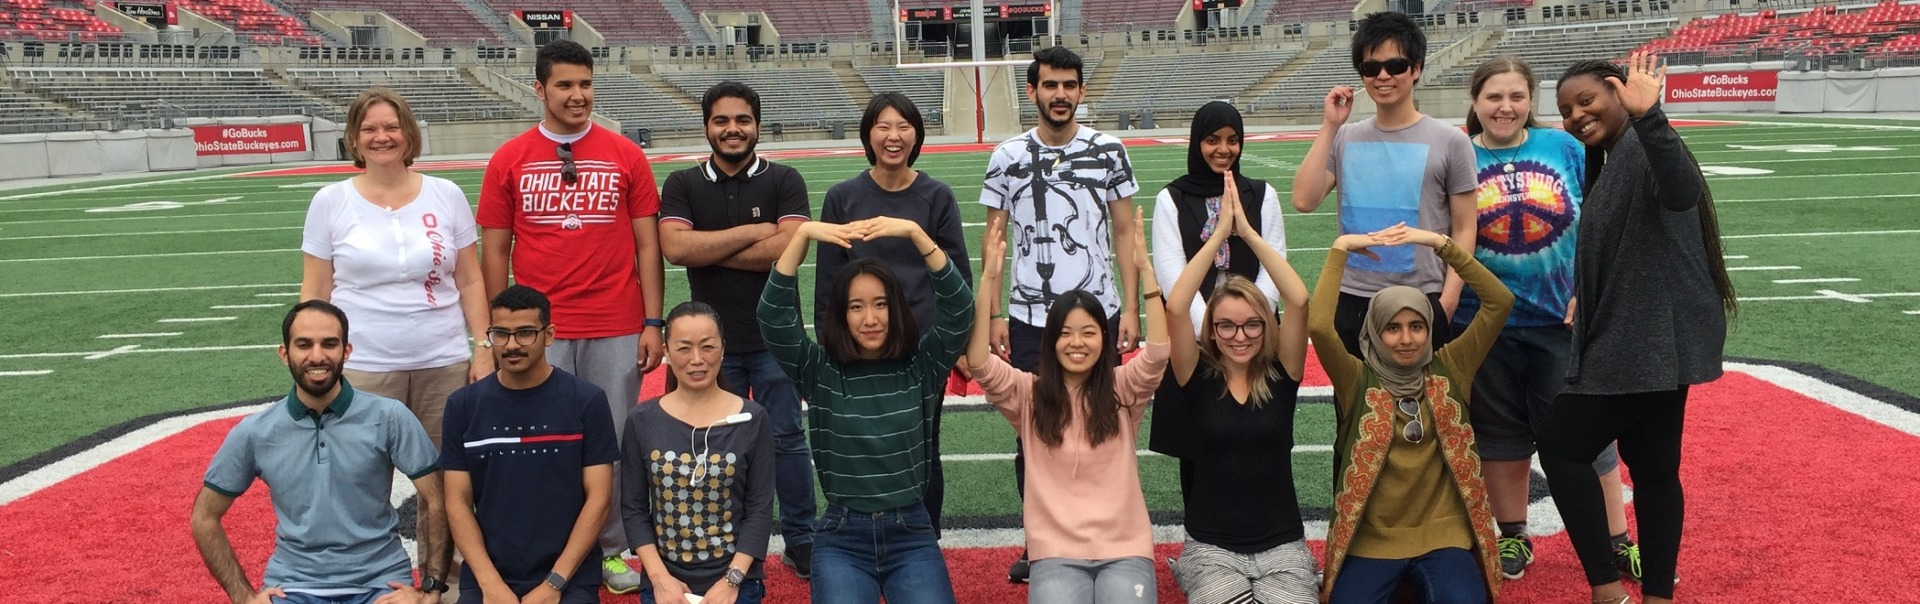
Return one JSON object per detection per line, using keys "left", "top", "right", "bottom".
{"left": 759, "top": 262, "right": 973, "bottom": 512}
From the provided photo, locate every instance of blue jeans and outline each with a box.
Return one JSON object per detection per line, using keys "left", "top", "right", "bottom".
{"left": 639, "top": 579, "right": 766, "bottom": 604}
{"left": 810, "top": 502, "right": 957, "bottom": 604}
{"left": 1328, "top": 548, "right": 1488, "bottom": 604}
{"left": 722, "top": 350, "right": 817, "bottom": 546}
{"left": 271, "top": 591, "right": 384, "bottom": 604}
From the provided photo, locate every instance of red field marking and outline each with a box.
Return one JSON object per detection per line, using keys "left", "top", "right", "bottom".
{"left": 6, "top": 361, "right": 1904, "bottom": 602}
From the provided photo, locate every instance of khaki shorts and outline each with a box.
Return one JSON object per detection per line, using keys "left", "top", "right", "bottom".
{"left": 343, "top": 361, "right": 470, "bottom": 449}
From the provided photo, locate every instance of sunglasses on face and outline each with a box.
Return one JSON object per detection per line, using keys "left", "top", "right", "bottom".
{"left": 1359, "top": 58, "right": 1414, "bottom": 78}
{"left": 1396, "top": 395, "right": 1425, "bottom": 444}
{"left": 556, "top": 142, "right": 578, "bottom": 185}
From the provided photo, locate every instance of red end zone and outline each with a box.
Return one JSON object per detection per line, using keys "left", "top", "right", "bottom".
{"left": 239, "top": 120, "right": 1741, "bottom": 179}
{"left": 6, "top": 357, "right": 1895, "bottom": 603}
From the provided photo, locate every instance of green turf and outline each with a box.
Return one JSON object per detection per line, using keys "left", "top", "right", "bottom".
{"left": 3, "top": 116, "right": 1918, "bottom": 525}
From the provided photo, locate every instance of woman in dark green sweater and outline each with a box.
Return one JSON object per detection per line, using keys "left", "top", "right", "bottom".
{"left": 758, "top": 216, "right": 970, "bottom": 604}
{"left": 1542, "top": 52, "right": 1735, "bottom": 604}
{"left": 1311, "top": 225, "right": 1512, "bottom": 603}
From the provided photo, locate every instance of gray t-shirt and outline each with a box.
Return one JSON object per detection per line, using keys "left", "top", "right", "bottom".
{"left": 1328, "top": 115, "right": 1477, "bottom": 296}
{"left": 620, "top": 398, "right": 776, "bottom": 593}
{"left": 202, "top": 382, "right": 438, "bottom": 592}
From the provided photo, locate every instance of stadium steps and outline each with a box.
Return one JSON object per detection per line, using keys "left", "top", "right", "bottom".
{"left": 1235, "top": 39, "right": 1329, "bottom": 107}
{"left": 658, "top": 0, "right": 713, "bottom": 45}
{"left": 1243, "top": 0, "right": 1279, "bottom": 26}
{"left": 629, "top": 67, "right": 703, "bottom": 117}
{"left": 1059, "top": 0, "right": 1084, "bottom": 33}
{"left": 833, "top": 61, "right": 875, "bottom": 105}
{"left": 1081, "top": 49, "right": 1123, "bottom": 112}
{"left": 465, "top": 64, "right": 543, "bottom": 117}
{"left": 1421, "top": 27, "right": 1503, "bottom": 85}
{"left": 453, "top": 0, "right": 529, "bottom": 46}
{"left": 259, "top": 67, "right": 349, "bottom": 115}
{"left": 866, "top": 0, "right": 894, "bottom": 42}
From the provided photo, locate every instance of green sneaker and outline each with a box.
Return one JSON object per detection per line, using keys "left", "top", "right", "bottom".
{"left": 1498, "top": 535, "right": 1535, "bottom": 580}
{"left": 603, "top": 555, "right": 643, "bottom": 594}
{"left": 1613, "top": 540, "right": 1642, "bottom": 583}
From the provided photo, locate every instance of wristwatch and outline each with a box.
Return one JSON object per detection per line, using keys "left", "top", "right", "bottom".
{"left": 418, "top": 576, "right": 448, "bottom": 594}
{"left": 644, "top": 317, "right": 665, "bottom": 328}
{"left": 724, "top": 567, "right": 746, "bottom": 587}
{"left": 545, "top": 571, "right": 568, "bottom": 591}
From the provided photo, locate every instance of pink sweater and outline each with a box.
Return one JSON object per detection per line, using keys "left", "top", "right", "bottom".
{"left": 972, "top": 342, "right": 1169, "bottom": 561}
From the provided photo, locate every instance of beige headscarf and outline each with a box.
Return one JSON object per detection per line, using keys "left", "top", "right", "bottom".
{"left": 1360, "top": 286, "right": 1434, "bottom": 399}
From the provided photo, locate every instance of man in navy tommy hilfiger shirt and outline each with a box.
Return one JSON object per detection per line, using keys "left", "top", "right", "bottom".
{"left": 441, "top": 285, "right": 620, "bottom": 604}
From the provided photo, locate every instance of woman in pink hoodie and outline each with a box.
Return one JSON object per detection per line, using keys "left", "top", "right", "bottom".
{"left": 967, "top": 208, "right": 1173, "bottom": 604}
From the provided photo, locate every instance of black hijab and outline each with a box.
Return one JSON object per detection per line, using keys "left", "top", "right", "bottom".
{"left": 1166, "top": 101, "right": 1262, "bottom": 201}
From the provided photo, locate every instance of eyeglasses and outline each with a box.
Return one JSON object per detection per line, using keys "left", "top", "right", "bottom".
{"left": 1359, "top": 58, "right": 1414, "bottom": 78}
{"left": 1212, "top": 319, "right": 1266, "bottom": 340}
{"left": 556, "top": 142, "right": 577, "bottom": 185}
{"left": 485, "top": 326, "right": 548, "bottom": 347}
{"left": 1396, "top": 396, "right": 1425, "bottom": 443}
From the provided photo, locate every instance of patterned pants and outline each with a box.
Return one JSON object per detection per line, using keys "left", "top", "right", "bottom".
{"left": 1170, "top": 539, "right": 1320, "bottom": 604}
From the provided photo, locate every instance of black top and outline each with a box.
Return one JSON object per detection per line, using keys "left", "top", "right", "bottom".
{"left": 1165, "top": 362, "right": 1306, "bottom": 553}
{"left": 1566, "top": 106, "right": 1725, "bottom": 395}
{"left": 813, "top": 170, "right": 973, "bottom": 332}
{"left": 660, "top": 157, "right": 812, "bottom": 353}
{"left": 620, "top": 398, "right": 775, "bottom": 593}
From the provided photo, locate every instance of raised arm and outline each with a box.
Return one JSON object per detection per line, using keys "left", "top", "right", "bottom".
{"left": 966, "top": 219, "right": 1008, "bottom": 372}
{"left": 1614, "top": 51, "right": 1705, "bottom": 212}
{"left": 1312, "top": 235, "right": 1380, "bottom": 406}
{"left": 1132, "top": 205, "right": 1168, "bottom": 350}
{"left": 1292, "top": 86, "right": 1351, "bottom": 212}
{"left": 1373, "top": 225, "right": 1513, "bottom": 381}
{"left": 1229, "top": 179, "right": 1309, "bottom": 380}
{"left": 1165, "top": 188, "right": 1236, "bottom": 386}
{"left": 1111, "top": 195, "right": 1141, "bottom": 353}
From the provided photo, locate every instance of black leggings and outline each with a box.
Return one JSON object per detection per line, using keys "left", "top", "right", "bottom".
{"left": 1538, "top": 387, "right": 1689, "bottom": 598}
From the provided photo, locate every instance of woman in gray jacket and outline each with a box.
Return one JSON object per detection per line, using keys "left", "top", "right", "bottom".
{"left": 1540, "top": 52, "right": 1737, "bottom": 604}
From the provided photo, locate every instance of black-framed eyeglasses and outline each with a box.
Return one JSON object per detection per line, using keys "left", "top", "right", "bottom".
{"left": 485, "top": 326, "right": 549, "bottom": 347}
{"left": 556, "top": 142, "right": 577, "bottom": 185}
{"left": 1396, "top": 396, "right": 1425, "bottom": 444}
{"left": 1212, "top": 319, "right": 1266, "bottom": 340}
{"left": 1359, "top": 58, "right": 1414, "bottom": 78}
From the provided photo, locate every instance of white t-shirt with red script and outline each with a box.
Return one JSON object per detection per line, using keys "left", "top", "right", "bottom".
{"left": 302, "top": 174, "right": 478, "bottom": 372}
{"left": 478, "top": 123, "right": 659, "bottom": 339}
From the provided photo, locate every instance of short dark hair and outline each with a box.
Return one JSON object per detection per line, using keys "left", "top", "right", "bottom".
{"left": 859, "top": 92, "right": 925, "bottom": 166}
{"left": 1351, "top": 12, "right": 1427, "bottom": 74}
{"left": 283, "top": 299, "right": 349, "bottom": 345}
{"left": 536, "top": 40, "right": 594, "bottom": 84}
{"left": 665, "top": 300, "right": 725, "bottom": 347}
{"left": 1030, "top": 290, "right": 1120, "bottom": 449}
{"left": 1027, "top": 46, "right": 1084, "bottom": 87}
{"left": 819, "top": 258, "right": 919, "bottom": 363}
{"left": 702, "top": 80, "right": 761, "bottom": 123}
{"left": 490, "top": 285, "right": 552, "bottom": 325}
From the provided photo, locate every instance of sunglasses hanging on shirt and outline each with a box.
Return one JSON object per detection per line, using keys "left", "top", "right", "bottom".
{"left": 1396, "top": 395, "right": 1425, "bottom": 444}
{"left": 556, "top": 142, "right": 578, "bottom": 186}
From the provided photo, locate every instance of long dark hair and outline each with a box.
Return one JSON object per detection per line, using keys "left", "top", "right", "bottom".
{"left": 819, "top": 258, "right": 921, "bottom": 363}
{"left": 1031, "top": 290, "right": 1121, "bottom": 448}
{"left": 1464, "top": 55, "right": 1543, "bottom": 137}
{"left": 1561, "top": 59, "right": 1738, "bottom": 317}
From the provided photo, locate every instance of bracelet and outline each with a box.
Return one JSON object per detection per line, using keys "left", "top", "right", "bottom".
{"left": 1143, "top": 290, "right": 1162, "bottom": 301}
{"left": 991, "top": 313, "right": 1008, "bottom": 319}
{"left": 921, "top": 247, "right": 939, "bottom": 257}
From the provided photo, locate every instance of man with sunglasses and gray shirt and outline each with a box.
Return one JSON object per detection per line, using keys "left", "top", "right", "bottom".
{"left": 477, "top": 39, "right": 663, "bottom": 594}
{"left": 1292, "top": 11, "right": 1479, "bottom": 360}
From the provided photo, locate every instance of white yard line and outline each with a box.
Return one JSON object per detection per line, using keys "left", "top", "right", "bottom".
{"left": 156, "top": 316, "right": 238, "bottom": 323}
{"left": 0, "top": 283, "right": 296, "bottom": 299}
{"left": 1723, "top": 229, "right": 1920, "bottom": 239}
{"left": 0, "top": 344, "right": 277, "bottom": 360}
{"left": 0, "top": 171, "right": 245, "bottom": 202}
{"left": 1774, "top": 278, "right": 1860, "bottom": 284}
{"left": 1814, "top": 289, "right": 1873, "bottom": 303}
{"left": 84, "top": 345, "right": 142, "bottom": 360}
{"left": 942, "top": 444, "right": 1334, "bottom": 462}
{"left": 96, "top": 332, "right": 182, "bottom": 339}
{"left": 0, "top": 370, "right": 53, "bottom": 377}
{"left": 253, "top": 292, "right": 302, "bottom": 297}
{"left": 0, "top": 249, "right": 295, "bottom": 263}
{"left": 1739, "top": 292, "right": 1920, "bottom": 302}
{"left": 0, "top": 226, "right": 298, "bottom": 242}
{"left": 1725, "top": 265, "right": 1800, "bottom": 271}
{"left": 209, "top": 303, "right": 284, "bottom": 309}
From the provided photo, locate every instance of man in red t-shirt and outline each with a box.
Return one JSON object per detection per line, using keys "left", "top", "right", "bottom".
{"left": 477, "top": 39, "right": 662, "bottom": 596}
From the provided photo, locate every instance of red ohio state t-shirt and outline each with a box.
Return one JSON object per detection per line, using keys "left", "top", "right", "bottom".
{"left": 478, "top": 125, "right": 658, "bottom": 339}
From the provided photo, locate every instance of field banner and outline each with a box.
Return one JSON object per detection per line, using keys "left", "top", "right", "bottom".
{"left": 190, "top": 123, "right": 308, "bottom": 156}
{"left": 515, "top": 10, "right": 572, "bottom": 29}
{"left": 1665, "top": 70, "right": 1779, "bottom": 103}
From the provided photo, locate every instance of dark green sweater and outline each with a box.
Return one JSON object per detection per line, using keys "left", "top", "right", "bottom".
{"left": 759, "top": 262, "right": 973, "bottom": 512}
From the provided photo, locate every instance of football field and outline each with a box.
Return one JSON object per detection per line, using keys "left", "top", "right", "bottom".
{"left": 1, "top": 114, "right": 1918, "bottom": 530}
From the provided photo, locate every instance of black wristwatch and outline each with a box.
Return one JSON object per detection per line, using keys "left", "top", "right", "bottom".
{"left": 418, "top": 576, "right": 448, "bottom": 594}
{"left": 545, "top": 571, "right": 569, "bottom": 591}
{"left": 724, "top": 567, "right": 746, "bottom": 587}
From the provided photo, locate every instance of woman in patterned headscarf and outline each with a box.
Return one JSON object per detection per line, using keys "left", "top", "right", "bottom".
{"left": 1309, "top": 225, "right": 1512, "bottom": 603}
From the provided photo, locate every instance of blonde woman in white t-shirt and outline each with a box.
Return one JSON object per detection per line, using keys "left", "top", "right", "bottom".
{"left": 299, "top": 87, "right": 491, "bottom": 494}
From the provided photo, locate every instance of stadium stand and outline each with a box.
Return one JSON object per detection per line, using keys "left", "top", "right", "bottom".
{"left": 1242, "top": 33, "right": 1466, "bottom": 113}
{"left": 277, "top": 0, "right": 503, "bottom": 47}
{"left": 1078, "top": 0, "right": 1159, "bottom": 32}
{"left": 490, "top": 0, "right": 689, "bottom": 45}
{"left": 169, "top": 0, "right": 321, "bottom": 46}
{"left": 488, "top": 65, "right": 703, "bottom": 134}
{"left": 854, "top": 64, "right": 943, "bottom": 124}
{"left": 0, "top": 86, "right": 108, "bottom": 133}
{"left": 1, "top": 0, "right": 124, "bottom": 42}
{"left": 698, "top": 0, "right": 871, "bottom": 40}
{"left": 283, "top": 67, "right": 532, "bottom": 122}
{"left": 1639, "top": 2, "right": 1920, "bottom": 61}
{"left": 1093, "top": 48, "right": 1300, "bottom": 116}
{"left": 1016, "top": 56, "right": 1101, "bottom": 124}
{"left": 1267, "top": 0, "right": 1355, "bottom": 24}
{"left": 1433, "top": 21, "right": 1672, "bottom": 87}
{"left": 7, "top": 67, "right": 340, "bottom": 120}
{"left": 655, "top": 66, "right": 862, "bottom": 127}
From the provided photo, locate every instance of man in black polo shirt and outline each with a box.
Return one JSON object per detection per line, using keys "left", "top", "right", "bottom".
{"left": 657, "top": 80, "right": 817, "bottom": 579}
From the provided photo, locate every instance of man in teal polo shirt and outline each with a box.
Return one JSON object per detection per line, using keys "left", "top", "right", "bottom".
{"left": 191, "top": 300, "right": 451, "bottom": 604}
